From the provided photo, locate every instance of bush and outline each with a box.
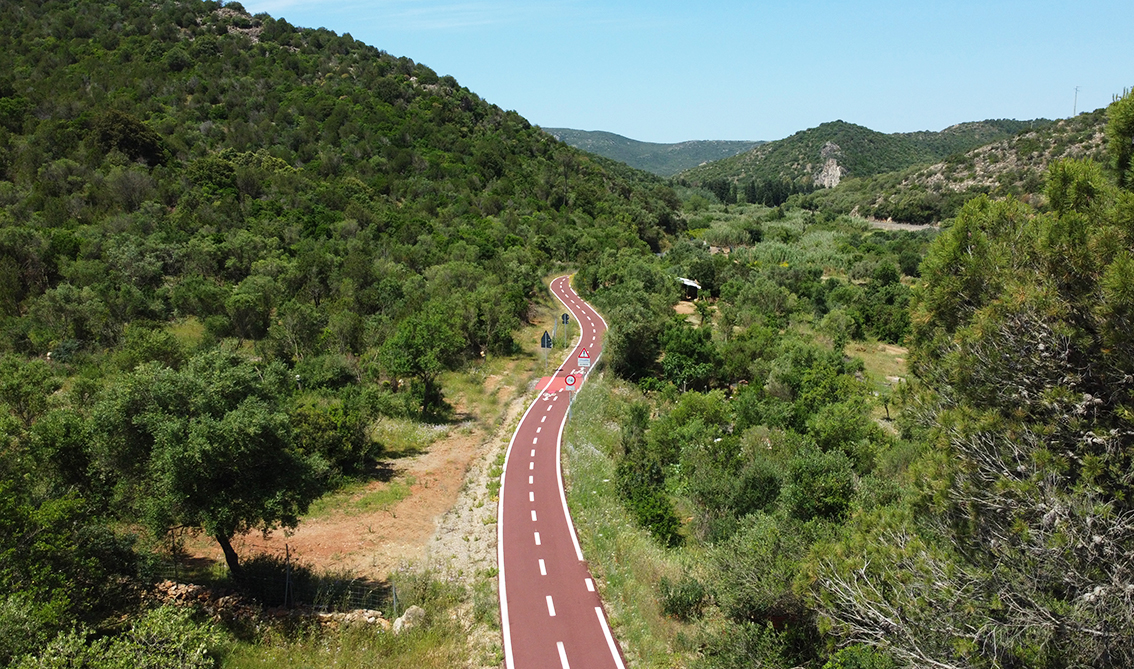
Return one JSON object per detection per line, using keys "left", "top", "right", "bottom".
{"left": 294, "top": 354, "right": 358, "bottom": 390}
{"left": 623, "top": 487, "right": 682, "bottom": 547}
{"left": 697, "top": 620, "right": 788, "bottom": 669}
{"left": 0, "top": 594, "right": 57, "bottom": 667}
{"left": 714, "top": 514, "right": 807, "bottom": 624}
{"left": 16, "top": 605, "right": 225, "bottom": 669}
{"left": 822, "top": 645, "right": 896, "bottom": 669}
{"left": 782, "top": 448, "right": 855, "bottom": 522}
{"left": 659, "top": 575, "right": 707, "bottom": 620}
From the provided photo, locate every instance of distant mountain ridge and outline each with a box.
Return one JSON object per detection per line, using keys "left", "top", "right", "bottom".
{"left": 545, "top": 128, "right": 761, "bottom": 177}
{"left": 678, "top": 118, "right": 1051, "bottom": 188}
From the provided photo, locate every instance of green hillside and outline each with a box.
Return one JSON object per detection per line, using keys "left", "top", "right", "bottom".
{"left": 800, "top": 109, "right": 1107, "bottom": 222}
{"left": 545, "top": 128, "right": 760, "bottom": 176}
{"left": 0, "top": 0, "right": 681, "bottom": 662}
{"left": 679, "top": 118, "right": 1049, "bottom": 201}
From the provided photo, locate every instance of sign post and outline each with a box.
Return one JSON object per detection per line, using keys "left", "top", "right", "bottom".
{"left": 561, "top": 313, "right": 570, "bottom": 348}
{"left": 564, "top": 373, "right": 576, "bottom": 412}
{"left": 540, "top": 330, "right": 553, "bottom": 373}
{"left": 577, "top": 347, "right": 591, "bottom": 369}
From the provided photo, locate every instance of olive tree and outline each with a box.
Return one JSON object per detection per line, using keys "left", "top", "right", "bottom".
{"left": 95, "top": 349, "right": 321, "bottom": 579}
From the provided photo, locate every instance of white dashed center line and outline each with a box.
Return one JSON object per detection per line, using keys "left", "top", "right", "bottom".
{"left": 530, "top": 449, "right": 536, "bottom": 457}
{"left": 541, "top": 415, "right": 547, "bottom": 423}
{"left": 533, "top": 437, "right": 538, "bottom": 444}
{"left": 585, "top": 578, "right": 595, "bottom": 592}
{"left": 539, "top": 559, "right": 546, "bottom": 575}
{"left": 534, "top": 532, "right": 541, "bottom": 545}
{"left": 557, "top": 641, "right": 570, "bottom": 668}
{"left": 546, "top": 595, "right": 556, "bottom": 617}
{"left": 529, "top": 491, "right": 534, "bottom": 502}
{"left": 528, "top": 475, "right": 533, "bottom": 484}
{"left": 529, "top": 462, "right": 534, "bottom": 470}
{"left": 531, "top": 510, "right": 538, "bottom": 522}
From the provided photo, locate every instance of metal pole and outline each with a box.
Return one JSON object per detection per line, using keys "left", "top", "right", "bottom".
{"left": 284, "top": 543, "right": 292, "bottom": 608}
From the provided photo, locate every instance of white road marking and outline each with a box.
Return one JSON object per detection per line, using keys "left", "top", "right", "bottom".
{"left": 533, "top": 437, "right": 538, "bottom": 444}
{"left": 531, "top": 509, "right": 538, "bottom": 521}
{"left": 557, "top": 641, "right": 570, "bottom": 669}
{"left": 541, "top": 416, "right": 547, "bottom": 423}
{"left": 534, "top": 532, "right": 541, "bottom": 545}
{"left": 528, "top": 475, "right": 533, "bottom": 484}
{"left": 530, "top": 449, "right": 536, "bottom": 457}
{"left": 529, "top": 462, "right": 534, "bottom": 470}
{"left": 546, "top": 405, "right": 553, "bottom": 412}
{"left": 596, "top": 607, "right": 626, "bottom": 669}
{"left": 585, "top": 578, "right": 595, "bottom": 592}
{"left": 539, "top": 559, "right": 546, "bottom": 575}
{"left": 536, "top": 427, "right": 542, "bottom": 433}
{"left": 546, "top": 596, "right": 556, "bottom": 617}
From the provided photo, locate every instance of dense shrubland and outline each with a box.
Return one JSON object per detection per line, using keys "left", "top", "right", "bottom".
{"left": 568, "top": 202, "right": 926, "bottom": 667}
{"left": 567, "top": 90, "right": 1134, "bottom": 668}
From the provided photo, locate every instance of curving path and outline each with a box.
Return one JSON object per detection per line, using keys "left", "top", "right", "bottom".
{"left": 497, "top": 275, "right": 624, "bottom": 669}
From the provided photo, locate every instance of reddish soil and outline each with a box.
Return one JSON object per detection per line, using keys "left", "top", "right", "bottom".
{"left": 184, "top": 422, "right": 490, "bottom": 580}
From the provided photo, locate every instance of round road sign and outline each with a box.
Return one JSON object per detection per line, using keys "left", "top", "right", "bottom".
{"left": 564, "top": 374, "right": 576, "bottom": 388}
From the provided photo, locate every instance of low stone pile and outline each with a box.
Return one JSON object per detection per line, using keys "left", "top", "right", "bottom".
{"left": 152, "top": 580, "right": 257, "bottom": 622}
{"left": 314, "top": 609, "right": 391, "bottom": 630}
{"left": 150, "top": 580, "right": 421, "bottom": 633}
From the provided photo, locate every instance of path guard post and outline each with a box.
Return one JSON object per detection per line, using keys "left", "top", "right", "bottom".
{"left": 564, "top": 373, "right": 576, "bottom": 413}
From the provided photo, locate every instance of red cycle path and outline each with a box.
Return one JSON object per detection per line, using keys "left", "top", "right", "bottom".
{"left": 497, "top": 275, "right": 625, "bottom": 669}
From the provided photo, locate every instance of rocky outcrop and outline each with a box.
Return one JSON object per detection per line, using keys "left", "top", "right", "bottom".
{"left": 815, "top": 158, "right": 845, "bottom": 188}
{"left": 814, "top": 142, "right": 847, "bottom": 188}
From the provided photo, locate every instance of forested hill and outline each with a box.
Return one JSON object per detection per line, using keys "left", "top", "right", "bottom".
{"left": 545, "top": 128, "right": 761, "bottom": 176}
{"left": 0, "top": 0, "right": 681, "bottom": 655}
{"left": 0, "top": 0, "right": 683, "bottom": 359}
{"left": 679, "top": 118, "right": 1048, "bottom": 191}
{"left": 799, "top": 108, "right": 1108, "bottom": 223}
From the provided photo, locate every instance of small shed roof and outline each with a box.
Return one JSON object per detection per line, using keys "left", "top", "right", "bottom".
{"left": 677, "top": 277, "right": 702, "bottom": 289}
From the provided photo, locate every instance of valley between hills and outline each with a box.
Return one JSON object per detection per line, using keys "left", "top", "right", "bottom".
{"left": 2, "top": 1, "right": 1134, "bottom": 668}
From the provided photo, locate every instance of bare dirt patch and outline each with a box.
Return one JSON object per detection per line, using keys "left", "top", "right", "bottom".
{"left": 184, "top": 419, "right": 492, "bottom": 580}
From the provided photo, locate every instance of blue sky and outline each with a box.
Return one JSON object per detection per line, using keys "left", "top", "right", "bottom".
{"left": 241, "top": 0, "right": 1134, "bottom": 143}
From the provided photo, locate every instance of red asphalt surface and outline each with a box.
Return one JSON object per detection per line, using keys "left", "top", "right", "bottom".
{"left": 497, "top": 275, "right": 625, "bottom": 669}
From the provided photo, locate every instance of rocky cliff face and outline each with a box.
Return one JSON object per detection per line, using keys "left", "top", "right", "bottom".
{"left": 814, "top": 142, "right": 846, "bottom": 188}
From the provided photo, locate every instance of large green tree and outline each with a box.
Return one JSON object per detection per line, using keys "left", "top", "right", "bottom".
{"left": 379, "top": 301, "right": 466, "bottom": 414}
{"left": 95, "top": 350, "right": 321, "bottom": 579}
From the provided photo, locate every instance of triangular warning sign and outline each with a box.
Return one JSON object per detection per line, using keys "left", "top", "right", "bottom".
{"left": 579, "top": 348, "right": 590, "bottom": 358}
